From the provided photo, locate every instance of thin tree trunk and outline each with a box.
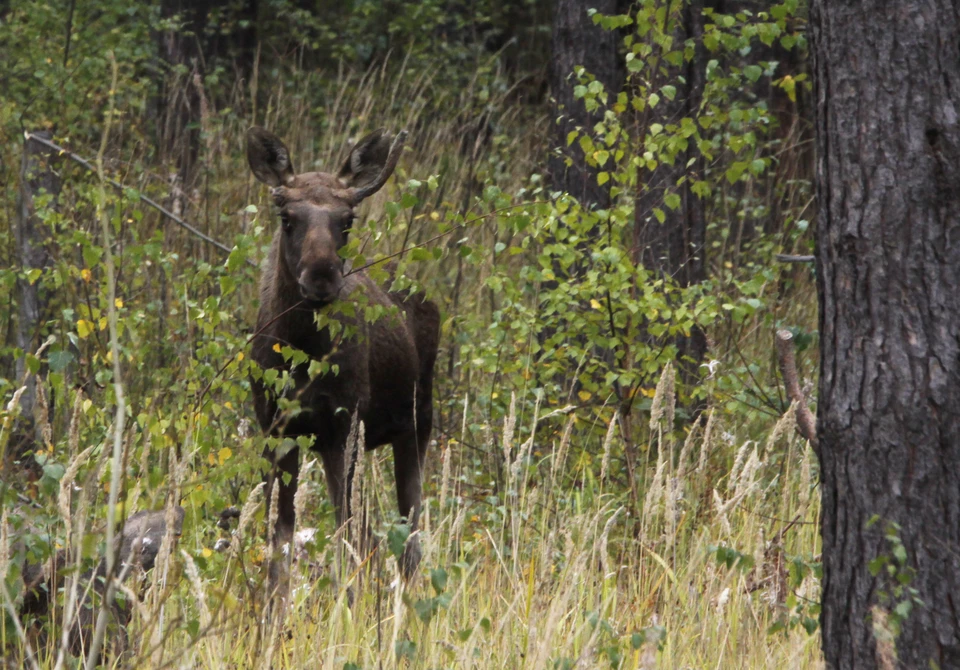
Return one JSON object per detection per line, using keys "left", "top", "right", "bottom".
{"left": 157, "top": 0, "right": 258, "bottom": 187}
{"left": 547, "top": 0, "right": 620, "bottom": 209}
{"left": 812, "top": 1, "right": 960, "bottom": 667}
{"left": 14, "top": 130, "right": 60, "bottom": 436}
{"left": 634, "top": 0, "right": 711, "bottom": 373}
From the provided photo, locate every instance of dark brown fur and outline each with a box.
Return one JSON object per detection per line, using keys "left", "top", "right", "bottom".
{"left": 246, "top": 127, "right": 439, "bottom": 580}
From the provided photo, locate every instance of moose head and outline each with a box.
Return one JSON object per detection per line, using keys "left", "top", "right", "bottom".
{"left": 246, "top": 127, "right": 407, "bottom": 305}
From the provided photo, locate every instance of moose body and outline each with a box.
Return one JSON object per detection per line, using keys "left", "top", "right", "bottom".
{"left": 246, "top": 127, "right": 439, "bottom": 578}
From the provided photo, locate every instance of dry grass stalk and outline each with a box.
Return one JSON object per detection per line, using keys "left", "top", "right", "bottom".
{"left": 798, "top": 444, "right": 812, "bottom": 508}
{"left": 267, "top": 477, "right": 280, "bottom": 554}
{"left": 0, "top": 384, "right": 27, "bottom": 452}
{"left": 676, "top": 418, "right": 700, "bottom": 479}
{"left": 237, "top": 482, "right": 266, "bottom": 542}
{"left": 67, "top": 389, "right": 84, "bottom": 459}
{"left": 728, "top": 440, "right": 753, "bottom": 493}
{"left": 293, "top": 457, "right": 318, "bottom": 529}
{"left": 734, "top": 444, "right": 762, "bottom": 501}
{"left": 871, "top": 606, "right": 897, "bottom": 670}
{"left": 697, "top": 408, "right": 716, "bottom": 474}
{"left": 512, "top": 394, "right": 540, "bottom": 486}
{"left": 597, "top": 506, "right": 623, "bottom": 578}
{"left": 713, "top": 488, "right": 733, "bottom": 536}
{"left": 649, "top": 361, "right": 676, "bottom": 432}
{"left": 58, "top": 445, "right": 95, "bottom": 548}
{"left": 348, "top": 420, "right": 366, "bottom": 562}
{"left": 438, "top": 441, "right": 452, "bottom": 513}
{"left": 766, "top": 401, "right": 797, "bottom": 452}
{"left": 0, "top": 507, "right": 8, "bottom": 585}
{"left": 642, "top": 450, "right": 667, "bottom": 541}
{"left": 550, "top": 414, "right": 576, "bottom": 489}
{"left": 502, "top": 391, "right": 517, "bottom": 472}
{"left": 599, "top": 410, "right": 619, "bottom": 484}
{"left": 664, "top": 475, "right": 679, "bottom": 548}
{"left": 34, "top": 380, "right": 52, "bottom": 449}
{"left": 181, "top": 549, "right": 211, "bottom": 629}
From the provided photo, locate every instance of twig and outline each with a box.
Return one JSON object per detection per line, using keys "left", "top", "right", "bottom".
{"left": 344, "top": 201, "right": 549, "bottom": 277}
{"left": 774, "top": 329, "right": 818, "bottom": 451}
{"left": 21, "top": 131, "right": 247, "bottom": 261}
{"left": 84, "top": 53, "right": 126, "bottom": 670}
{"left": 775, "top": 254, "right": 815, "bottom": 263}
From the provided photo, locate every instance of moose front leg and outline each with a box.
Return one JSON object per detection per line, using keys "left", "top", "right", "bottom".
{"left": 263, "top": 443, "right": 299, "bottom": 597}
{"left": 319, "top": 448, "right": 349, "bottom": 528}
{"left": 393, "top": 432, "right": 427, "bottom": 579}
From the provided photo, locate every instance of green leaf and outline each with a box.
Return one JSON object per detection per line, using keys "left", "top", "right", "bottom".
{"left": 431, "top": 568, "right": 448, "bottom": 594}
{"left": 387, "top": 523, "right": 410, "bottom": 559}
{"left": 48, "top": 350, "right": 74, "bottom": 373}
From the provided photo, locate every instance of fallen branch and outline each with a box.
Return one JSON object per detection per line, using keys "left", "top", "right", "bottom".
{"left": 775, "top": 329, "right": 819, "bottom": 452}
{"left": 23, "top": 131, "right": 247, "bottom": 261}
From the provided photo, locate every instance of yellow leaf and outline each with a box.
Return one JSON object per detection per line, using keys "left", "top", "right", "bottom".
{"left": 224, "top": 401, "right": 233, "bottom": 410}
{"left": 98, "top": 317, "right": 107, "bottom": 331}
{"left": 491, "top": 392, "right": 499, "bottom": 400}
{"left": 114, "top": 298, "right": 123, "bottom": 309}
{"left": 236, "top": 352, "right": 244, "bottom": 362}
{"left": 201, "top": 548, "right": 213, "bottom": 558}
{"left": 273, "top": 343, "right": 282, "bottom": 353}
{"left": 578, "top": 390, "right": 592, "bottom": 402}
{"left": 77, "top": 319, "right": 94, "bottom": 339}
{"left": 590, "top": 299, "right": 602, "bottom": 310}
{"left": 81, "top": 268, "right": 92, "bottom": 282}
{"left": 430, "top": 211, "right": 440, "bottom": 221}
{"left": 208, "top": 452, "right": 216, "bottom": 466}
{"left": 641, "top": 387, "right": 657, "bottom": 398}
{"left": 218, "top": 447, "right": 232, "bottom": 465}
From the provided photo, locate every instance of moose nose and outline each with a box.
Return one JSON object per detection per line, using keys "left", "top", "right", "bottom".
{"left": 298, "top": 260, "right": 342, "bottom": 304}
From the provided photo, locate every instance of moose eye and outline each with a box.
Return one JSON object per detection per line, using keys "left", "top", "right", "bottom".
{"left": 280, "top": 213, "right": 293, "bottom": 233}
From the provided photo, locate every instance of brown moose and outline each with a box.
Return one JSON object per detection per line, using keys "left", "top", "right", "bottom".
{"left": 245, "top": 127, "right": 439, "bottom": 581}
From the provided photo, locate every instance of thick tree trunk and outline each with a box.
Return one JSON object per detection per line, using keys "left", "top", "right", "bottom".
{"left": 634, "top": 0, "right": 711, "bottom": 371}
{"left": 812, "top": 2, "right": 960, "bottom": 667}
{"left": 14, "top": 131, "right": 60, "bottom": 434}
{"left": 547, "top": 0, "right": 620, "bottom": 209}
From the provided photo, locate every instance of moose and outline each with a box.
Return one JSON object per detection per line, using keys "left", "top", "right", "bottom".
{"left": 18, "top": 506, "right": 185, "bottom": 662}
{"left": 245, "top": 127, "right": 439, "bottom": 582}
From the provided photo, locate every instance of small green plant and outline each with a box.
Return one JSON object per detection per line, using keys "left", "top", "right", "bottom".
{"left": 867, "top": 517, "right": 925, "bottom": 638}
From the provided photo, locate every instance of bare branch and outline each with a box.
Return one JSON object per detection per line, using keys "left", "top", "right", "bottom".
{"left": 775, "top": 254, "right": 815, "bottom": 263}
{"left": 775, "top": 329, "right": 818, "bottom": 451}
{"left": 22, "top": 131, "right": 250, "bottom": 262}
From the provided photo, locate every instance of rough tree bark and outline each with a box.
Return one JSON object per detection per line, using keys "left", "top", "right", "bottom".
{"left": 547, "top": 0, "right": 620, "bottom": 209}
{"left": 14, "top": 131, "right": 60, "bottom": 436}
{"left": 811, "top": 2, "right": 960, "bottom": 667}
{"left": 634, "top": 0, "right": 713, "bottom": 371}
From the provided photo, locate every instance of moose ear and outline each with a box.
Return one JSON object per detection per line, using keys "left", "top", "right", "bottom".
{"left": 338, "top": 129, "right": 395, "bottom": 190}
{"left": 246, "top": 127, "right": 295, "bottom": 187}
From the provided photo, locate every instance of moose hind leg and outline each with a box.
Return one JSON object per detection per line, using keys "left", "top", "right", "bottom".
{"left": 393, "top": 431, "right": 428, "bottom": 579}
